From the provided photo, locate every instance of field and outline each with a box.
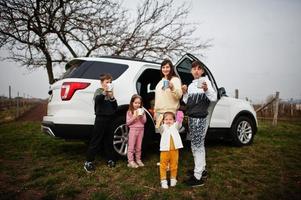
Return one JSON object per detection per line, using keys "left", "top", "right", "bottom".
{"left": 0, "top": 120, "right": 300, "bottom": 200}
{"left": 0, "top": 99, "right": 46, "bottom": 124}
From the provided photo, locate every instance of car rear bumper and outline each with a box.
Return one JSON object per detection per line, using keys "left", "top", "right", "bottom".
{"left": 41, "top": 121, "right": 93, "bottom": 139}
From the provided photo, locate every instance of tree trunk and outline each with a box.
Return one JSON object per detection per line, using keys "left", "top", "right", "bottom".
{"left": 46, "top": 60, "right": 54, "bottom": 84}
{"left": 43, "top": 49, "right": 54, "bottom": 84}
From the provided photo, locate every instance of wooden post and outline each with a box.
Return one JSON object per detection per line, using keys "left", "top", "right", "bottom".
{"left": 9, "top": 85, "right": 11, "bottom": 99}
{"left": 290, "top": 98, "right": 294, "bottom": 117}
{"left": 235, "top": 89, "right": 239, "bottom": 99}
{"left": 272, "top": 92, "right": 280, "bottom": 126}
{"left": 16, "top": 92, "right": 20, "bottom": 118}
{"left": 261, "top": 102, "right": 265, "bottom": 117}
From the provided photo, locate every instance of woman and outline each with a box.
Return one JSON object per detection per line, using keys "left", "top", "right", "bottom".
{"left": 154, "top": 59, "right": 183, "bottom": 128}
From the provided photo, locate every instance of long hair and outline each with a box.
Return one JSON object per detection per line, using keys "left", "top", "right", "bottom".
{"left": 160, "top": 59, "right": 178, "bottom": 80}
{"left": 128, "top": 94, "right": 143, "bottom": 114}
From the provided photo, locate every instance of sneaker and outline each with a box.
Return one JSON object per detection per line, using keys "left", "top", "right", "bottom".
{"left": 170, "top": 178, "right": 177, "bottom": 187}
{"left": 187, "top": 169, "right": 208, "bottom": 179}
{"left": 84, "top": 161, "right": 95, "bottom": 173}
{"left": 161, "top": 180, "right": 168, "bottom": 189}
{"left": 202, "top": 170, "right": 208, "bottom": 179}
{"left": 185, "top": 176, "right": 205, "bottom": 187}
{"left": 107, "top": 160, "right": 116, "bottom": 168}
{"left": 127, "top": 161, "right": 139, "bottom": 168}
{"left": 136, "top": 160, "right": 145, "bottom": 167}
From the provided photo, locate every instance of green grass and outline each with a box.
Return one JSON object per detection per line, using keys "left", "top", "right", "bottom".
{"left": 0, "top": 121, "right": 300, "bottom": 200}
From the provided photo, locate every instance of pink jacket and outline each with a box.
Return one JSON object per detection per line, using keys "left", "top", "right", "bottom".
{"left": 126, "top": 110, "right": 147, "bottom": 128}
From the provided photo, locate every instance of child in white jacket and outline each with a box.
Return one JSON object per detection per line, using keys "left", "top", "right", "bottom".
{"left": 159, "top": 112, "right": 183, "bottom": 189}
{"left": 182, "top": 60, "right": 217, "bottom": 187}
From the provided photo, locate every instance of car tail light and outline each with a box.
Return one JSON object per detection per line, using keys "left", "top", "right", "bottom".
{"left": 61, "top": 82, "right": 90, "bottom": 101}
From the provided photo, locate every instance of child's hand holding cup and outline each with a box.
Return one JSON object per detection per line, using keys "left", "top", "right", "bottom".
{"left": 137, "top": 108, "right": 144, "bottom": 116}
{"left": 197, "top": 77, "right": 207, "bottom": 91}
{"left": 106, "top": 83, "right": 113, "bottom": 92}
{"left": 105, "top": 83, "right": 114, "bottom": 98}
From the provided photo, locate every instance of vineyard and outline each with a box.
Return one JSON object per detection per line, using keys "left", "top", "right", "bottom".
{"left": 1, "top": 94, "right": 301, "bottom": 125}
{"left": 253, "top": 93, "right": 301, "bottom": 124}
{"left": 0, "top": 97, "right": 46, "bottom": 124}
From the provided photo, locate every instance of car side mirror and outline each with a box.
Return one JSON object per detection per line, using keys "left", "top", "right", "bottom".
{"left": 218, "top": 87, "right": 227, "bottom": 97}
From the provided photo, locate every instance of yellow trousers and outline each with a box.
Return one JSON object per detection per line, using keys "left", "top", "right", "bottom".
{"left": 160, "top": 137, "right": 179, "bottom": 180}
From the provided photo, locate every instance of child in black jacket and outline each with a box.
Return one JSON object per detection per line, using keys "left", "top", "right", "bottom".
{"left": 84, "top": 73, "right": 117, "bottom": 172}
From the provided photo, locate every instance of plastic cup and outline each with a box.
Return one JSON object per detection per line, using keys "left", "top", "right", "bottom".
{"left": 163, "top": 79, "right": 169, "bottom": 90}
{"left": 106, "top": 83, "right": 113, "bottom": 91}
{"left": 198, "top": 77, "right": 206, "bottom": 88}
{"left": 137, "top": 108, "right": 144, "bottom": 115}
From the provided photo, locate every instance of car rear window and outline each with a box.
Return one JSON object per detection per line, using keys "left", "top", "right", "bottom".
{"left": 61, "top": 60, "right": 129, "bottom": 80}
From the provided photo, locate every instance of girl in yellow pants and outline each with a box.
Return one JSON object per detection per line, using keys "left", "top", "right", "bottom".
{"left": 159, "top": 112, "right": 183, "bottom": 189}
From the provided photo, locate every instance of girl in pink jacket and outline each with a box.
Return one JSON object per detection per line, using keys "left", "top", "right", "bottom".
{"left": 126, "top": 94, "right": 147, "bottom": 168}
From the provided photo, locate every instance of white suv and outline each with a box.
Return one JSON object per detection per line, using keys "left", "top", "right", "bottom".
{"left": 42, "top": 53, "right": 257, "bottom": 156}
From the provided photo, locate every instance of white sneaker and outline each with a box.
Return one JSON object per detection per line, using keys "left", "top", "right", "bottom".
{"left": 127, "top": 161, "right": 138, "bottom": 168}
{"left": 170, "top": 178, "right": 177, "bottom": 187}
{"left": 161, "top": 180, "right": 168, "bottom": 189}
{"left": 136, "top": 160, "right": 145, "bottom": 167}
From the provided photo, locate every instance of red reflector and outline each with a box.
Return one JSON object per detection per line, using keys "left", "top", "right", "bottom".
{"left": 61, "top": 82, "right": 90, "bottom": 101}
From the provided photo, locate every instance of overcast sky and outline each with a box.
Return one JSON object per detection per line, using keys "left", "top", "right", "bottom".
{"left": 0, "top": 0, "right": 300, "bottom": 103}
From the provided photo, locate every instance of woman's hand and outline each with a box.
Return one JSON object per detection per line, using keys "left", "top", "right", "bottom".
{"left": 169, "top": 82, "right": 174, "bottom": 90}
{"left": 181, "top": 85, "right": 188, "bottom": 93}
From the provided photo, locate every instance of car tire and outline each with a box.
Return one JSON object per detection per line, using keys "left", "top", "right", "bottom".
{"left": 112, "top": 115, "right": 129, "bottom": 157}
{"left": 230, "top": 116, "right": 255, "bottom": 146}
{"left": 112, "top": 113, "right": 155, "bottom": 158}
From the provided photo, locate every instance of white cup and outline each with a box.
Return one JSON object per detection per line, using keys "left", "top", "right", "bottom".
{"left": 198, "top": 77, "right": 206, "bottom": 88}
{"left": 106, "top": 83, "right": 113, "bottom": 92}
{"left": 137, "top": 108, "right": 144, "bottom": 115}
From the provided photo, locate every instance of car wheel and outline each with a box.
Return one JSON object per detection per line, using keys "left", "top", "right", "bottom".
{"left": 230, "top": 116, "right": 255, "bottom": 146}
{"left": 112, "top": 116, "right": 129, "bottom": 157}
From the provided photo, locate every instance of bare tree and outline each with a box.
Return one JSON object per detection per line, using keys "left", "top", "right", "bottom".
{"left": 0, "top": 0, "right": 210, "bottom": 84}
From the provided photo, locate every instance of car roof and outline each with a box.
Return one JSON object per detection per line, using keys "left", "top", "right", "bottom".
{"left": 72, "top": 56, "right": 160, "bottom": 65}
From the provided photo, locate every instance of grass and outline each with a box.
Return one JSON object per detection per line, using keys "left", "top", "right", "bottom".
{"left": 0, "top": 121, "right": 300, "bottom": 200}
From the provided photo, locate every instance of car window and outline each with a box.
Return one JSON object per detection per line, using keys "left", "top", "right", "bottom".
{"left": 176, "top": 58, "right": 194, "bottom": 85}
{"left": 175, "top": 57, "right": 218, "bottom": 92}
{"left": 62, "top": 60, "right": 92, "bottom": 79}
{"left": 62, "top": 60, "right": 129, "bottom": 80}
